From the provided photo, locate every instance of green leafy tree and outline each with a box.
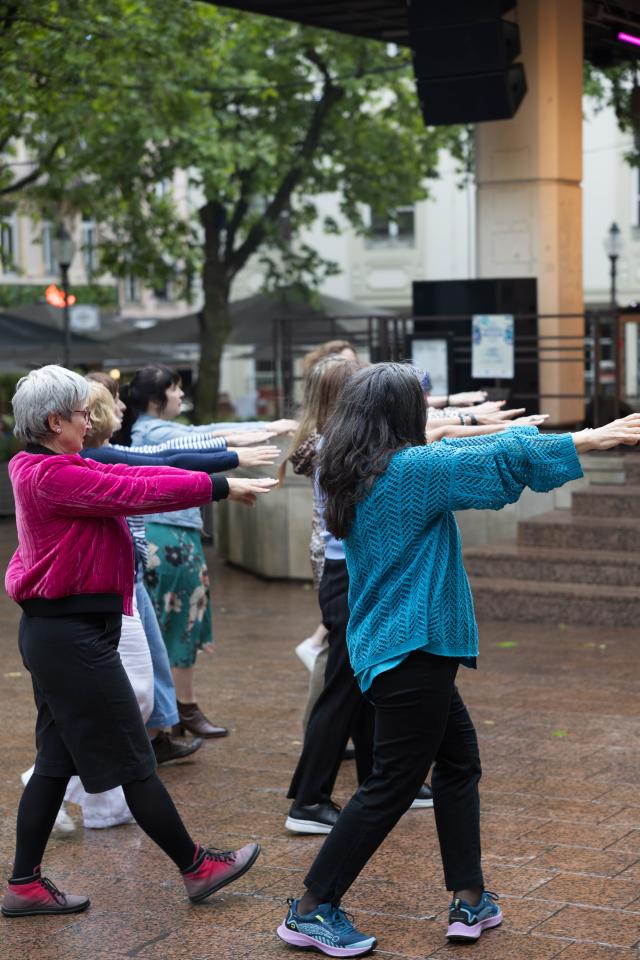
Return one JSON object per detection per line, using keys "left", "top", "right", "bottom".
{"left": 1, "top": 2, "right": 466, "bottom": 418}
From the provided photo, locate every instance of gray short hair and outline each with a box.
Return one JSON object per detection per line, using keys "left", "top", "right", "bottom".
{"left": 12, "top": 365, "right": 90, "bottom": 444}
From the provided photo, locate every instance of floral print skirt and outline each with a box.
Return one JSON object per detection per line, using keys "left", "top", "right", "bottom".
{"left": 144, "top": 522, "right": 212, "bottom": 669}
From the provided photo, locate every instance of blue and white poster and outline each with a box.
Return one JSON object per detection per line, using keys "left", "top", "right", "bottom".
{"left": 471, "top": 314, "right": 514, "bottom": 379}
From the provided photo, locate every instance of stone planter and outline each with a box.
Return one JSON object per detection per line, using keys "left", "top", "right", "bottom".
{"left": 214, "top": 442, "right": 313, "bottom": 581}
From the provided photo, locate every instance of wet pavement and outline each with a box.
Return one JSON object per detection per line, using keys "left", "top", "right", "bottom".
{"left": 0, "top": 518, "right": 639, "bottom": 960}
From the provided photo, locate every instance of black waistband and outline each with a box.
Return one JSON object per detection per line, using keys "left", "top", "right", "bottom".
{"left": 20, "top": 593, "right": 124, "bottom": 617}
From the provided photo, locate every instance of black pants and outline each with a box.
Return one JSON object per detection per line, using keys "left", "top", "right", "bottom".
{"left": 304, "top": 650, "right": 483, "bottom": 903}
{"left": 288, "top": 559, "right": 374, "bottom": 804}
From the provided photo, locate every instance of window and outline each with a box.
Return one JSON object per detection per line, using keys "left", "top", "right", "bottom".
{"left": 81, "top": 216, "right": 97, "bottom": 278}
{"left": 633, "top": 169, "right": 640, "bottom": 230}
{"left": 41, "top": 222, "right": 56, "bottom": 274}
{"left": 153, "top": 279, "right": 170, "bottom": 302}
{"left": 366, "top": 205, "right": 415, "bottom": 249}
{"left": 0, "top": 215, "right": 17, "bottom": 272}
{"left": 123, "top": 274, "right": 139, "bottom": 302}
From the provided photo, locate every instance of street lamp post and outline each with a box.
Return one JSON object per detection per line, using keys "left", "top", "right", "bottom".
{"left": 603, "top": 221, "right": 624, "bottom": 419}
{"left": 51, "top": 225, "right": 76, "bottom": 367}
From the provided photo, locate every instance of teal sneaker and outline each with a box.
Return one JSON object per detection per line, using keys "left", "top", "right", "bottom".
{"left": 446, "top": 890, "right": 502, "bottom": 942}
{"left": 277, "top": 898, "right": 377, "bottom": 957}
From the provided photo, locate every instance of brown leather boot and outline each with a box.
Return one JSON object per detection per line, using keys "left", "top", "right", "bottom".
{"left": 172, "top": 701, "right": 228, "bottom": 738}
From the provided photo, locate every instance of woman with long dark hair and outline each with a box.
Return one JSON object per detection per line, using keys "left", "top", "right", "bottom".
{"left": 277, "top": 362, "right": 640, "bottom": 956}
{"left": 114, "top": 365, "right": 292, "bottom": 739}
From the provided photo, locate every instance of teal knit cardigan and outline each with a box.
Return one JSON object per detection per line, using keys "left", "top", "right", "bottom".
{"left": 343, "top": 428, "right": 583, "bottom": 687}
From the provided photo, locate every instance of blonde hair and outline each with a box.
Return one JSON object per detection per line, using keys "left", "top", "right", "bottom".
{"left": 278, "top": 354, "right": 355, "bottom": 482}
{"left": 84, "top": 380, "right": 119, "bottom": 447}
{"left": 301, "top": 340, "right": 357, "bottom": 375}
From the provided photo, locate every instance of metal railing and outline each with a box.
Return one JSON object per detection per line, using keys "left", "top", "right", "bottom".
{"left": 269, "top": 308, "right": 634, "bottom": 426}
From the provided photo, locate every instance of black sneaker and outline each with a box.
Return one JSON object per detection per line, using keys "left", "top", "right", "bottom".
{"left": 152, "top": 731, "right": 203, "bottom": 765}
{"left": 410, "top": 784, "right": 434, "bottom": 809}
{"left": 285, "top": 800, "right": 341, "bottom": 835}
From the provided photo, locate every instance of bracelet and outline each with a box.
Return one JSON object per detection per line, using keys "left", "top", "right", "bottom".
{"left": 445, "top": 396, "right": 450, "bottom": 406}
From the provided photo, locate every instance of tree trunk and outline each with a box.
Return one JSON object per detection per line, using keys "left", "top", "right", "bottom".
{"left": 196, "top": 201, "right": 231, "bottom": 422}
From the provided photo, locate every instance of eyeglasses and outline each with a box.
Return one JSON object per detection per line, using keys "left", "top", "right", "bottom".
{"left": 72, "top": 409, "right": 92, "bottom": 423}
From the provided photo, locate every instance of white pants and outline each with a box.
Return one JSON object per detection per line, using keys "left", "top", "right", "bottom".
{"left": 23, "top": 596, "right": 154, "bottom": 829}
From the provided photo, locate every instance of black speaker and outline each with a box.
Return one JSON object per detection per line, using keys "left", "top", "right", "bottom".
{"left": 412, "top": 21, "right": 521, "bottom": 78}
{"left": 408, "top": 0, "right": 527, "bottom": 125}
{"left": 417, "top": 65, "right": 527, "bottom": 125}
{"left": 408, "top": 0, "right": 516, "bottom": 28}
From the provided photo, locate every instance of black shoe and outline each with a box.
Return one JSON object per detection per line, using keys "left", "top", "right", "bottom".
{"left": 285, "top": 800, "right": 341, "bottom": 835}
{"left": 152, "top": 731, "right": 203, "bottom": 765}
{"left": 410, "top": 783, "right": 434, "bottom": 809}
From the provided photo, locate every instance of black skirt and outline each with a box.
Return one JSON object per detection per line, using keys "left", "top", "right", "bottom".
{"left": 18, "top": 610, "right": 156, "bottom": 793}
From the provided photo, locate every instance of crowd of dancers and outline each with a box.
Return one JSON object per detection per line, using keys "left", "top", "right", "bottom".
{"left": 2, "top": 347, "right": 640, "bottom": 956}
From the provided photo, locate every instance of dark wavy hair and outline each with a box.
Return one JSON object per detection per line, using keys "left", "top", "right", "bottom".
{"left": 318, "top": 363, "right": 427, "bottom": 539}
{"left": 111, "top": 364, "right": 180, "bottom": 446}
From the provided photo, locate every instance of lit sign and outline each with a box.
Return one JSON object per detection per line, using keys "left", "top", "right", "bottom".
{"left": 45, "top": 284, "right": 77, "bottom": 307}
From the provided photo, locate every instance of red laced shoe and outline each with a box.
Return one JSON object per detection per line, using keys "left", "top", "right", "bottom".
{"left": 1, "top": 867, "right": 90, "bottom": 917}
{"left": 181, "top": 842, "right": 261, "bottom": 903}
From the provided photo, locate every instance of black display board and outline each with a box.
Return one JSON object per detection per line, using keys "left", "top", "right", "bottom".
{"left": 412, "top": 278, "right": 539, "bottom": 409}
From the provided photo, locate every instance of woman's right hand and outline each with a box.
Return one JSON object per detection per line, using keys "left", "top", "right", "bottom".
{"left": 227, "top": 477, "right": 279, "bottom": 505}
{"left": 214, "top": 429, "right": 277, "bottom": 446}
{"left": 572, "top": 414, "right": 640, "bottom": 453}
{"left": 232, "top": 445, "right": 280, "bottom": 467}
{"left": 474, "top": 408, "right": 526, "bottom": 425}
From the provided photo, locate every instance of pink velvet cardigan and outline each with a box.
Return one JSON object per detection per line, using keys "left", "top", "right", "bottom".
{"left": 5, "top": 451, "right": 214, "bottom": 615}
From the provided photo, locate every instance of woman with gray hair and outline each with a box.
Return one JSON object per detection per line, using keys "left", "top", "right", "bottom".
{"left": 2, "top": 365, "right": 276, "bottom": 919}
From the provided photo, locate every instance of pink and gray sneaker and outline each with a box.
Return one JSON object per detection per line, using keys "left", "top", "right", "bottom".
{"left": 1, "top": 867, "right": 90, "bottom": 917}
{"left": 446, "top": 890, "right": 502, "bottom": 942}
{"left": 181, "top": 842, "right": 261, "bottom": 903}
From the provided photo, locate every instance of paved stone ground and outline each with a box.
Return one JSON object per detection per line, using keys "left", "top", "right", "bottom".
{"left": 1, "top": 519, "right": 640, "bottom": 960}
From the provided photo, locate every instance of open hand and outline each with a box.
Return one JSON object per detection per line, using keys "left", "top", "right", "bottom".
{"left": 269, "top": 418, "right": 298, "bottom": 436}
{"left": 573, "top": 414, "right": 640, "bottom": 452}
{"left": 448, "top": 390, "right": 488, "bottom": 407}
{"left": 469, "top": 400, "right": 506, "bottom": 415}
{"left": 233, "top": 445, "right": 280, "bottom": 467}
{"left": 213, "top": 429, "right": 277, "bottom": 446}
{"left": 509, "top": 414, "right": 550, "bottom": 426}
{"left": 475, "top": 408, "right": 526, "bottom": 424}
{"left": 227, "top": 477, "right": 278, "bottom": 505}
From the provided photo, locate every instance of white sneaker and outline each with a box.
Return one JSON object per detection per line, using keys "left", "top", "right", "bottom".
{"left": 295, "top": 638, "right": 325, "bottom": 672}
{"left": 52, "top": 803, "right": 76, "bottom": 835}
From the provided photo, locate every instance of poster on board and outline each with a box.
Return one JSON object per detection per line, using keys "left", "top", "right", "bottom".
{"left": 471, "top": 314, "right": 514, "bottom": 379}
{"left": 411, "top": 338, "right": 449, "bottom": 396}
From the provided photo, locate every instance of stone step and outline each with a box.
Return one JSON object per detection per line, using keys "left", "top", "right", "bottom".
{"left": 518, "top": 510, "right": 640, "bottom": 553}
{"left": 581, "top": 452, "right": 627, "bottom": 486}
{"left": 572, "top": 484, "right": 640, "bottom": 518}
{"left": 626, "top": 458, "right": 640, "bottom": 484}
{"left": 469, "top": 576, "right": 640, "bottom": 627}
{"left": 464, "top": 543, "right": 640, "bottom": 587}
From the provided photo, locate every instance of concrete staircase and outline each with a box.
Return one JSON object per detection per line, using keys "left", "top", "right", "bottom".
{"left": 465, "top": 454, "right": 640, "bottom": 626}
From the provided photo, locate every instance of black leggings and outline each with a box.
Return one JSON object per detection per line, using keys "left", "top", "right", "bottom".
{"left": 13, "top": 772, "right": 197, "bottom": 879}
{"left": 288, "top": 559, "right": 374, "bottom": 804}
{"left": 304, "top": 650, "right": 483, "bottom": 904}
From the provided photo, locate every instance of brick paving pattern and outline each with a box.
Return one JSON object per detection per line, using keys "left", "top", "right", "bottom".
{"left": 0, "top": 521, "right": 639, "bottom": 959}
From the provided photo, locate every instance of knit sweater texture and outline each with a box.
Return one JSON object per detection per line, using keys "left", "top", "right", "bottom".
{"left": 343, "top": 428, "right": 583, "bottom": 687}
